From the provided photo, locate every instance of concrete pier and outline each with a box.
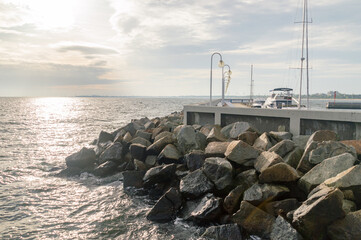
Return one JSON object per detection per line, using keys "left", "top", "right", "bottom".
{"left": 183, "top": 104, "right": 361, "bottom": 140}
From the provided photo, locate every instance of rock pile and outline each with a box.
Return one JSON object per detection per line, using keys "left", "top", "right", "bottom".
{"left": 63, "top": 112, "right": 361, "bottom": 240}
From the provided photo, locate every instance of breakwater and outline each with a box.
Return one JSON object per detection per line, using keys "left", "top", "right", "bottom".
{"left": 63, "top": 111, "right": 361, "bottom": 239}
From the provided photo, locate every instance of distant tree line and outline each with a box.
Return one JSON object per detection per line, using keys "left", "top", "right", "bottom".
{"left": 299, "top": 91, "right": 361, "bottom": 99}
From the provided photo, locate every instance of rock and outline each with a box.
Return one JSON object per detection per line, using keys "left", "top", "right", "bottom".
{"left": 192, "top": 124, "right": 202, "bottom": 131}
{"left": 207, "top": 126, "right": 226, "bottom": 142}
{"left": 129, "top": 143, "right": 147, "bottom": 161}
{"left": 130, "top": 137, "right": 152, "bottom": 148}
{"left": 342, "top": 199, "right": 357, "bottom": 214}
{"left": 296, "top": 141, "right": 318, "bottom": 173}
{"left": 309, "top": 141, "right": 357, "bottom": 164}
{"left": 292, "top": 135, "right": 310, "bottom": 149}
{"left": 283, "top": 147, "right": 304, "bottom": 169}
{"left": 327, "top": 209, "right": 361, "bottom": 240}
{"left": 254, "top": 151, "right": 283, "bottom": 173}
{"left": 298, "top": 153, "right": 356, "bottom": 193}
{"left": 203, "top": 157, "right": 233, "bottom": 191}
{"left": 123, "top": 170, "right": 146, "bottom": 188}
{"left": 154, "top": 131, "right": 174, "bottom": 143}
{"left": 259, "top": 163, "right": 300, "bottom": 183}
{"left": 225, "top": 140, "right": 260, "bottom": 165}
{"left": 134, "top": 130, "right": 152, "bottom": 141}
{"left": 271, "top": 215, "right": 303, "bottom": 240}
{"left": 233, "top": 169, "right": 258, "bottom": 187}
{"left": 146, "top": 187, "right": 182, "bottom": 222}
{"left": 270, "top": 131, "right": 293, "bottom": 140}
{"left": 200, "top": 124, "right": 214, "bottom": 137}
{"left": 243, "top": 183, "right": 290, "bottom": 206}
{"left": 151, "top": 126, "right": 168, "bottom": 140}
{"left": 97, "top": 130, "right": 114, "bottom": 144}
{"left": 123, "top": 132, "right": 133, "bottom": 142}
{"left": 145, "top": 155, "right": 157, "bottom": 167}
{"left": 305, "top": 130, "right": 337, "bottom": 147}
{"left": 264, "top": 198, "right": 301, "bottom": 217}
{"left": 93, "top": 161, "right": 117, "bottom": 177}
{"left": 253, "top": 132, "right": 277, "bottom": 151}
{"left": 223, "top": 185, "right": 247, "bottom": 214}
{"left": 65, "top": 147, "right": 96, "bottom": 169}
{"left": 99, "top": 142, "right": 127, "bottom": 165}
{"left": 341, "top": 140, "right": 361, "bottom": 160}
{"left": 229, "top": 121, "right": 252, "bottom": 139}
{"left": 179, "top": 169, "right": 214, "bottom": 199}
{"left": 221, "top": 123, "right": 235, "bottom": 139}
{"left": 238, "top": 131, "right": 259, "bottom": 146}
{"left": 269, "top": 140, "right": 296, "bottom": 157}
{"left": 232, "top": 201, "right": 276, "bottom": 239}
{"left": 205, "top": 142, "right": 230, "bottom": 158}
{"left": 190, "top": 193, "right": 222, "bottom": 222}
{"left": 144, "top": 121, "right": 155, "bottom": 130}
{"left": 157, "top": 144, "right": 182, "bottom": 164}
{"left": 292, "top": 186, "right": 345, "bottom": 240}
{"left": 177, "top": 126, "right": 206, "bottom": 154}
{"left": 179, "top": 197, "right": 203, "bottom": 221}
{"left": 146, "top": 135, "right": 174, "bottom": 155}
{"left": 134, "top": 159, "right": 147, "bottom": 171}
{"left": 143, "top": 164, "right": 177, "bottom": 187}
{"left": 185, "top": 150, "right": 205, "bottom": 171}
{"left": 201, "top": 224, "right": 242, "bottom": 240}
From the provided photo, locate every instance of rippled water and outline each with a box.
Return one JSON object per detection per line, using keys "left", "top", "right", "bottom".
{"left": 0, "top": 97, "right": 203, "bottom": 240}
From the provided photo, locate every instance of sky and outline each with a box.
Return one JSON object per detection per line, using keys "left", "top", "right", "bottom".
{"left": 0, "top": 0, "right": 360, "bottom": 97}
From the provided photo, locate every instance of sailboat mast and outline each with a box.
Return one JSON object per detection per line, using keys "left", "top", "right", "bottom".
{"left": 250, "top": 65, "right": 254, "bottom": 103}
{"left": 305, "top": 0, "right": 310, "bottom": 109}
{"left": 298, "top": 0, "right": 307, "bottom": 109}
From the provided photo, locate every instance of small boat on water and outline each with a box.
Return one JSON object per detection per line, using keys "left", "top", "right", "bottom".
{"left": 262, "top": 88, "right": 299, "bottom": 109}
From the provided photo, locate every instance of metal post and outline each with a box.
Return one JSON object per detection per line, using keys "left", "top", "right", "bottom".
{"left": 210, "top": 52, "right": 223, "bottom": 106}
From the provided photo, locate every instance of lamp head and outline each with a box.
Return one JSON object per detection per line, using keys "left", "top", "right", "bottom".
{"left": 218, "top": 60, "right": 225, "bottom": 68}
{"left": 228, "top": 70, "right": 232, "bottom": 75}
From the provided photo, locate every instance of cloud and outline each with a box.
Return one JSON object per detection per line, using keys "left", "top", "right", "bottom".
{"left": 56, "top": 43, "right": 119, "bottom": 56}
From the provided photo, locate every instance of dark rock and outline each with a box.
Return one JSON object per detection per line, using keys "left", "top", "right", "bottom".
{"left": 253, "top": 132, "right": 276, "bottom": 151}
{"left": 130, "top": 137, "right": 151, "bottom": 147}
{"left": 203, "top": 157, "right": 233, "bottom": 191}
{"left": 65, "top": 147, "right": 96, "bottom": 169}
{"left": 190, "top": 193, "right": 222, "bottom": 222}
{"left": 97, "top": 130, "right": 114, "bottom": 144}
{"left": 327, "top": 209, "right": 361, "bottom": 240}
{"left": 342, "top": 199, "right": 357, "bottom": 214}
{"left": 200, "top": 124, "right": 214, "bottom": 137}
{"left": 268, "top": 139, "right": 296, "bottom": 158}
{"left": 177, "top": 126, "right": 206, "bottom": 154}
{"left": 254, "top": 151, "right": 283, "bottom": 173}
{"left": 143, "top": 164, "right": 177, "bottom": 187}
{"left": 229, "top": 121, "right": 252, "bottom": 139}
{"left": 206, "top": 126, "right": 227, "bottom": 142}
{"left": 179, "top": 169, "right": 214, "bottom": 199}
{"left": 223, "top": 185, "right": 247, "bottom": 214}
{"left": 157, "top": 144, "right": 182, "bottom": 164}
{"left": 146, "top": 187, "right": 182, "bottom": 222}
{"left": 233, "top": 169, "right": 258, "bottom": 187}
{"left": 99, "top": 142, "right": 127, "bottom": 165}
{"left": 129, "top": 143, "right": 147, "bottom": 161}
{"left": 305, "top": 130, "right": 337, "bottom": 147}
{"left": 123, "top": 132, "right": 133, "bottom": 142}
{"left": 146, "top": 135, "right": 174, "bottom": 155}
{"left": 296, "top": 140, "right": 318, "bottom": 173}
{"left": 238, "top": 131, "right": 258, "bottom": 146}
{"left": 221, "top": 123, "right": 235, "bottom": 139}
{"left": 123, "top": 170, "right": 146, "bottom": 189}
{"left": 205, "top": 142, "right": 230, "bottom": 158}
{"left": 292, "top": 186, "right": 345, "bottom": 240}
{"left": 145, "top": 155, "right": 157, "bottom": 168}
{"left": 264, "top": 198, "right": 301, "bottom": 217}
{"left": 270, "top": 215, "right": 303, "bottom": 240}
{"left": 259, "top": 163, "right": 300, "bottom": 183}
{"left": 308, "top": 141, "right": 357, "bottom": 165}
{"left": 243, "top": 183, "right": 290, "bottom": 206}
{"left": 134, "top": 130, "right": 152, "bottom": 141}
{"left": 185, "top": 150, "right": 206, "bottom": 171}
{"left": 283, "top": 147, "right": 304, "bottom": 169}
{"left": 154, "top": 131, "right": 174, "bottom": 143}
{"left": 93, "top": 161, "right": 117, "bottom": 177}
{"left": 201, "top": 224, "right": 242, "bottom": 240}
{"left": 292, "top": 135, "right": 309, "bottom": 149}
{"left": 134, "top": 159, "right": 147, "bottom": 171}
{"left": 225, "top": 140, "right": 259, "bottom": 165}
{"left": 152, "top": 126, "right": 168, "bottom": 140}
{"left": 144, "top": 121, "right": 155, "bottom": 130}
{"left": 232, "top": 201, "right": 276, "bottom": 239}
{"left": 179, "top": 197, "right": 203, "bottom": 221}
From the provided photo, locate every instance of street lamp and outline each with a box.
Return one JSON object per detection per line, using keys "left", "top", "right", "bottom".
{"left": 222, "top": 64, "right": 232, "bottom": 105}
{"left": 210, "top": 52, "right": 224, "bottom": 106}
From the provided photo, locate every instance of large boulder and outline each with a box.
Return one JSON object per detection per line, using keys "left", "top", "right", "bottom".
{"left": 225, "top": 140, "right": 259, "bottom": 165}
{"left": 98, "top": 142, "right": 127, "bottom": 165}
{"left": 298, "top": 153, "right": 356, "bottom": 193}
{"left": 243, "top": 183, "right": 290, "bottom": 206}
{"left": 129, "top": 143, "right": 147, "bottom": 161}
{"left": 305, "top": 130, "right": 337, "bottom": 147}
{"left": 123, "top": 170, "right": 146, "bottom": 188}
{"left": 296, "top": 141, "right": 319, "bottom": 173}
{"left": 264, "top": 198, "right": 301, "bottom": 217}
{"left": 232, "top": 201, "right": 276, "bottom": 239}
{"left": 185, "top": 150, "right": 205, "bottom": 171}
{"left": 253, "top": 132, "right": 278, "bottom": 151}
{"left": 271, "top": 215, "right": 303, "bottom": 240}
{"left": 93, "top": 161, "right": 117, "bottom": 177}
{"left": 341, "top": 140, "right": 361, "bottom": 160}
{"left": 65, "top": 147, "right": 96, "bottom": 169}
{"left": 97, "top": 130, "right": 114, "bottom": 144}
{"left": 146, "top": 135, "right": 174, "bottom": 155}
{"left": 283, "top": 147, "right": 304, "bottom": 169}
{"left": 269, "top": 139, "right": 296, "bottom": 157}
{"left": 179, "top": 169, "right": 214, "bottom": 199}
{"left": 143, "top": 164, "right": 177, "bottom": 187}
{"left": 205, "top": 142, "right": 230, "bottom": 158}
{"left": 202, "top": 157, "right": 233, "bottom": 191}
{"left": 134, "top": 130, "right": 152, "bottom": 141}
{"left": 146, "top": 187, "right": 182, "bottom": 222}
{"left": 292, "top": 186, "right": 345, "bottom": 240}
{"left": 259, "top": 163, "right": 300, "bottom": 183}
{"left": 190, "top": 193, "right": 223, "bottom": 222}
{"left": 220, "top": 123, "right": 235, "bottom": 139}
{"left": 130, "top": 136, "right": 152, "bottom": 147}
{"left": 327, "top": 209, "right": 361, "bottom": 240}
{"left": 157, "top": 144, "right": 182, "bottom": 164}
{"left": 308, "top": 141, "right": 357, "bottom": 165}
{"left": 177, "top": 126, "right": 206, "bottom": 154}
{"left": 207, "top": 126, "right": 226, "bottom": 142}
{"left": 238, "top": 131, "right": 259, "bottom": 146}
{"left": 201, "top": 224, "right": 242, "bottom": 240}
{"left": 254, "top": 151, "right": 283, "bottom": 173}
{"left": 270, "top": 131, "right": 293, "bottom": 140}
{"left": 229, "top": 121, "right": 252, "bottom": 139}
{"left": 154, "top": 131, "right": 174, "bottom": 143}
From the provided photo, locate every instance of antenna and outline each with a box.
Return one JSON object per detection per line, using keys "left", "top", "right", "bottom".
{"left": 250, "top": 65, "right": 254, "bottom": 103}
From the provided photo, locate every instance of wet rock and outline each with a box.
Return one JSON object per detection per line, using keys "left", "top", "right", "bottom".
{"left": 259, "top": 163, "right": 300, "bottom": 183}
{"left": 298, "top": 153, "right": 356, "bottom": 193}
{"left": 93, "top": 160, "right": 117, "bottom": 177}
{"left": 270, "top": 215, "right": 303, "bottom": 240}
{"left": 327, "top": 209, "right": 361, "bottom": 240}
{"left": 123, "top": 170, "right": 146, "bottom": 188}
{"left": 205, "top": 142, "right": 230, "bottom": 158}
{"left": 146, "top": 187, "right": 182, "bottom": 222}
{"left": 179, "top": 197, "right": 203, "bottom": 221}
{"left": 232, "top": 201, "right": 276, "bottom": 239}
{"left": 65, "top": 147, "right": 96, "bottom": 169}
{"left": 130, "top": 137, "right": 152, "bottom": 148}
{"left": 99, "top": 142, "right": 127, "bottom": 165}
{"left": 97, "top": 130, "right": 114, "bottom": 144}
{"left": 292, "top": 186, "right": 345, "bottom": 240}
{"left": 143, "top": 164, "right": 177, "bottom": 187}
{"left": 309, "top": 141, "right": 357, "bottom": 164}
{"left": 207, "top": 126, "right": 226, "bottom": 142}
{"left": 201, "top": 224, "right": 242, "bottom": 240}
{"left": 238, "top": 131, "right": 259, "bottom": 146}
{"left": 225, "top": 140, "right": 259, "bottom": 165}
{"left": 253, "top": 132, "right": 277, "bottom": 151}
{"left": 203, "top": 157, "right": 233, "bottom": 191}
{"left": 229, "top": 121, "right": 252, "bottom": 139}
{"left": 177, "top": 126, "right": 206, "bottom": 154}
{"left": 134, "top": 130, "right": 152, "bottom": 141}
{"left": 305, "top": 130, "right": 337, "bottom": 147}
{"left": 146, "top": 135, "right": 174, "bottom": 155}
{"left": 243, "top": 183, "right": 290, "bottom": 206}
{"left": 296, "top": 140, "right": 318, "bottom": 173}
{"left": 269, "top": 139, "right": 296, "bottom": 158}
{"left": 129, "top": 143, "right": 147, "bottom": 161}
{"left": 179, "top": 169, "right": 214, "bottom": 199}
{"left": 185, "top": 150, "right": 205, "bottom": 171}
{"left": 254, "top": 151, "right": 283, "bottom": 173}
{"left": 154, "top": 131, "right": 174, "bottom": 143}
{"left": 157, "top": 144, "right": 182, "bottom": 164}
{"left": 283, "top": 147, "right": 304, "bottom": 169}
{"left": 270, "top": 131, "right": 293, "bottom": 140}
{"left": 190, "top": 193, "right": 223, "bottom": 222}
{"left": 264, "top": 198, "right": 301, "bottom": 217}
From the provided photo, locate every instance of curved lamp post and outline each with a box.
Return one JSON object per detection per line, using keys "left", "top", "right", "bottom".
{"left": 210, "top": 52, "right": 224, "bottom": 106}
{"left": 222, "top": 64, "right": 232, "bottom": 105}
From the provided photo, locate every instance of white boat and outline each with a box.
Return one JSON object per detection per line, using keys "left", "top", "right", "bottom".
{"left": 262, "top": 88, "right": 297, "bottom": 109}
